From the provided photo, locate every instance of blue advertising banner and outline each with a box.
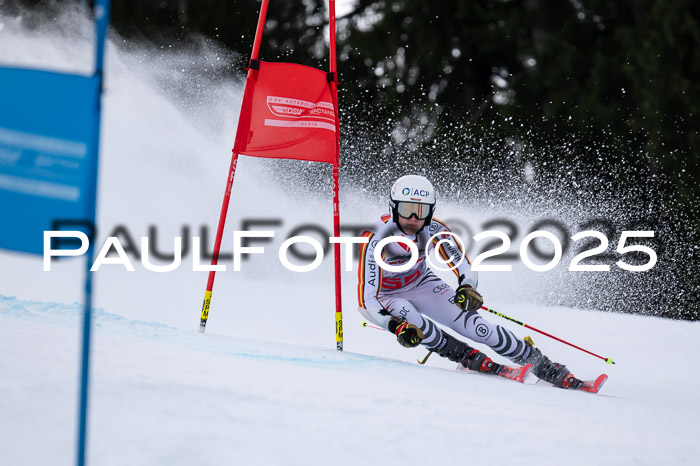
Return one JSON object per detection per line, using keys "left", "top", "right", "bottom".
{"left": 0, "top": 69, "right": 101, "bottom": 254}
{"left": 0, "top": 2, "right": 111, "bottom": 465}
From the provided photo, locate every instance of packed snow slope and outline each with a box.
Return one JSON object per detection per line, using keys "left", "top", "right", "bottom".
{"left": 1, "top": 7, "right": 699, "bottom": 466}
{"left": 1, "top": 296, "right": 699, "bottom": 466}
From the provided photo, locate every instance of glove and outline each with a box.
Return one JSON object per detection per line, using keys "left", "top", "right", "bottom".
{"left": 387, "top": 317, "right": 425, "bottom": 348}
{"left": 454, "top": 284, "right": 483, "bottom": 312}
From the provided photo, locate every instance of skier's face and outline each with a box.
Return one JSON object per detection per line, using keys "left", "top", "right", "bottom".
{"left": 398, "top": 215, "right": 425, "bottom": 235}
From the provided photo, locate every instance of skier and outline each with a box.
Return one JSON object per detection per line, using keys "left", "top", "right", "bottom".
{"left": 357, "top": 174, "right": 584, "bottom": 389}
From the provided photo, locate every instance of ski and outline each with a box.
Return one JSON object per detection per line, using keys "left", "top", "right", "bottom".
{"left": 573, "top": 374, "right": 608, "bottom": 394}
{"left": 456, "top": 362, "right": 532, "bottom": 383}
{"left": 536, "top": 373, "right": 608, "bottom": 394}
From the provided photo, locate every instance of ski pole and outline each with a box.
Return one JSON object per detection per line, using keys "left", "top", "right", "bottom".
{"left": 480, "top": 305, "right": 615, "bottom": 365}
{"left": 361, "top": 321, "right": 433, "bottom": 364}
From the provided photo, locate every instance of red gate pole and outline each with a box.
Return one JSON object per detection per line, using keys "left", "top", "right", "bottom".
{"left": 199, "top": 0, "right": 270, "bottom": 333}
{"left": 328, "top": 0, "right": 343, "bottom": 350}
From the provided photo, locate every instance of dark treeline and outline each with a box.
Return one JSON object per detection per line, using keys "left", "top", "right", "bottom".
{"left": 10, "top": 1, "right": 698, "bottom": 202}
{"left": 6, "top": 0, "right": 699, "bottom": 317}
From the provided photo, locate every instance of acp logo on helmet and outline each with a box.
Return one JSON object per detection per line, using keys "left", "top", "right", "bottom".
{"left": 402, "top": 187, "right": 430, "bottom": 197}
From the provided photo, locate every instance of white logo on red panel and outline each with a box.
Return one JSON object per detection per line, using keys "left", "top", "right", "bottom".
{"left": 265, "top": 96, "right": 336, "bottom": 132}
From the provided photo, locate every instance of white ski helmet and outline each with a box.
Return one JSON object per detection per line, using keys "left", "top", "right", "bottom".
{"left": 389, "top": 175, "right": 436, "bottom": 228}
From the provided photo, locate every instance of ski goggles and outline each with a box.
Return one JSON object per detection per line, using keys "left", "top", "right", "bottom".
{"left": 396, "top": 201, "right": 432, "bottom": 220}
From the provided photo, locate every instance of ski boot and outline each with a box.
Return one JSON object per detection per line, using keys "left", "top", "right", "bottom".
{"left": 513, "top": 341, "right": 581, "bottom": 389}
{"left": 434, "top": 333, "right": 498, "bottom": 373}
